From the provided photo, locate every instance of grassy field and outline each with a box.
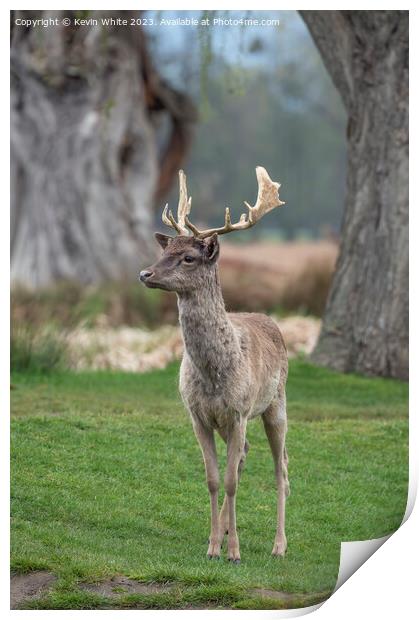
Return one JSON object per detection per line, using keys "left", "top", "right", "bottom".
{"left": 10, "top": 360, "right": 408, "bottom": 609}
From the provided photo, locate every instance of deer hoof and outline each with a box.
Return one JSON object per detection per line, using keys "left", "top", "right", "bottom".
{"left": 207, "top": 553, "right": 220, "bottom": 560}
{"left": 228, "top": 558, "right": 241, "bottom": 565}
{"left": 207, "top": 539, "right": 221, "bottom": 558}
{"left": 272, "top": 539, "right": 287, "bottom": 557}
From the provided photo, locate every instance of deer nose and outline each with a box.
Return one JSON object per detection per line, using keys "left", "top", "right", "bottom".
{"left": 139, "top": 269, "right": 153, "bottom": 282}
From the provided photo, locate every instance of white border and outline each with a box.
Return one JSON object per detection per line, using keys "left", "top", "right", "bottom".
{"left": 3, "top": 3, "right": 416, "bottom": 618}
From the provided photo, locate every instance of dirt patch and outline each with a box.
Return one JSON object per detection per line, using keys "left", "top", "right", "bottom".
{"left": 10, "top": 572, "right": 329, "bottom": 610}
{"left": 79, "top": 576, "right": 174, "bottom": 598}
{"left": 11, "top": 571, "right": 56, "bottom": 609}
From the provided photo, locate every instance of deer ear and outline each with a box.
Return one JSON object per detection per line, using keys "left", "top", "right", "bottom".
{"left": 154, "top": 233, "right": 173, "bottom": 249}
{"left": 204, "top": 233, "right": 219, "bottom": 263}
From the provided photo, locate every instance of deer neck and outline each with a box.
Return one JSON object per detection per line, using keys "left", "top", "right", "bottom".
{"left": 177, "top": 267, "right": 240, "bottom": 385}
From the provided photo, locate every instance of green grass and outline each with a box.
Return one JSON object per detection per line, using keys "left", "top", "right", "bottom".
{"left": 11, "top": 325, "right": 68, "bottom": 373}
{"left": 11, "top": 360, "right": 408, "bottom": 609}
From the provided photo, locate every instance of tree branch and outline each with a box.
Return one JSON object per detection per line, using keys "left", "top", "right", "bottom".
{"left": 299, "top": 10, "right": 353, "bottom": 110}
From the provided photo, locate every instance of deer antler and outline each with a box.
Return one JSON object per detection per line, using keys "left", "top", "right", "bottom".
{"left": 162, "top": 166, "right": 285, "bottom": 239}
{"left": 162, "top": 169, "right": 192, "bottom": 235}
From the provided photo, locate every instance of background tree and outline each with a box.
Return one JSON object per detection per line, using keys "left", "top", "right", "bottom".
{"left": 300, "top": 10, "right": 408, "bottom": 380}
{"left": 11, "top": 10, "right": 195, "bottom": 288}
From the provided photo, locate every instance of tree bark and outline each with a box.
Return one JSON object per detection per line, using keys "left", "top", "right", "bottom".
{"left": 300, "top": 11, "right": 408, "bottom": 380}
{"left": 11, "top": 10, "right": 195, "bottom": 288}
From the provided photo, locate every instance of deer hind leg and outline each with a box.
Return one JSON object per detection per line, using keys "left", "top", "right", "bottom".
{"left": 223, "top": 418, "right": 247, "bottom": 562}
{"left": 262, "top": 393, "right": 289, "bottom": 557}
{"left": 283, "top": 445, "right": 290, "bottom": 497}
{"left": 218, "top": 428, "right": 249, "bottom": 541}
{"left": 192, "top": 418, "right": 222, "bottom": 559}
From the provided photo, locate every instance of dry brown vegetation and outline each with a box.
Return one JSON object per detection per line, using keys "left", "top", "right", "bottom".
{"left": 12, "top": 241, "right": 335, "bottom": 373}
{"left": 219, "top": 240, "right": 338, "bottom": 315}
{"left": 67, "top": 316, "right": 321, "bottom": 373}
{"left": 11, "top": 241, "right": 338, "bottom": 330}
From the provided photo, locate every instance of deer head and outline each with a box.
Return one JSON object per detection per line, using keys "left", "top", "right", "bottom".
{"left": 139, "top": 166, "right": 284, "bottom": 293}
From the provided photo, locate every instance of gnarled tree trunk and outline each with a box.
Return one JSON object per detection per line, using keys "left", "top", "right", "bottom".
{"left": 11, "top": 10, "right": 196, "bottom": 288}
{"left": 300, "top": 10, "right": 408, "bottom": 380}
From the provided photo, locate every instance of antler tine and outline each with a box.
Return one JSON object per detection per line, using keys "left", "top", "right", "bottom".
{"left": 161, "top": 170, "right": 192, "bottom": 236}
{"left": 177, "top": 170, "right": 192, "bottom": 235}
{"left": 187, "top": 167, "right": 285, "bottom": 239}
{"left": 244, "top": 166, "right": 285, "bottom": 225}
{"left": 162, "top": 204, "right": 182, "bottom": 234}
{"left": 185, "top": 206, "right": 234, "bottom": 238}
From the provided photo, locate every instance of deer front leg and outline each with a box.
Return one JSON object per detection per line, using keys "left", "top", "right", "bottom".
{"left": 192, "top": 419, "right": 221, "bottom": 559}
{"left": 262, "top": 396, "right": 288, "bottom": 557}
{"left": 224, "top": 418, "right": 247, "bottom": 563}
{"left": 218, "top": 433, "right": 249, "bottom": 540}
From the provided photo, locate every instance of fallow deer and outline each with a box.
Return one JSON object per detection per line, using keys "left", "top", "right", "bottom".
{"left": 139, "top": 167, "right": 289, "bottom": 562}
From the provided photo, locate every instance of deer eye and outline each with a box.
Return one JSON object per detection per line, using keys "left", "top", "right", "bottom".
{"left": 183, "top": 255, "right": 194, "bottom": 263}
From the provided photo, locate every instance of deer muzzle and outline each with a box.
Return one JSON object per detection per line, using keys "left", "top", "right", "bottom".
{"left": 139, "top": 269, "right": 153, "bottom": 283}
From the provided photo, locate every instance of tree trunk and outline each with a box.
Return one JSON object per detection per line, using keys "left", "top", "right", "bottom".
{"left": 300, "top": 11, "right": 408, "bottom": 380}
{"left": 11, "top": 10, "right": 195, "bottom": 288}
